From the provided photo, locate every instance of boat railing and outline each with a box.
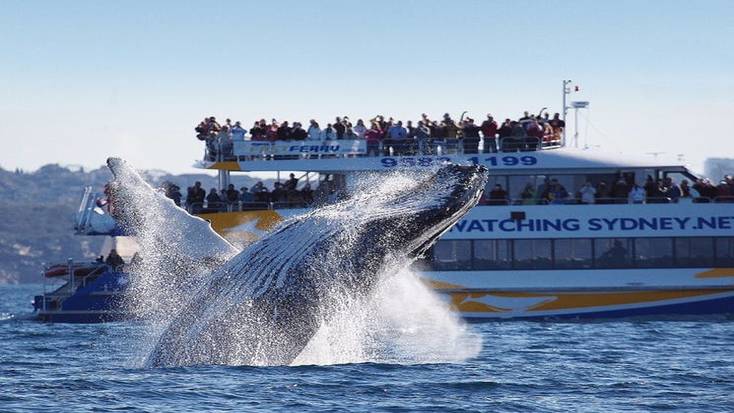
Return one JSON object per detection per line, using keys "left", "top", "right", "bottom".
{"left": 711, "top": 196, "right": 734, "bottom": 203}
{"left": 478, "top": 196, "right": 734, "bottom": 205}
{"left": 185, "top": 201, "right": 311, "bottom": 214}
{"left": 479, "top": 196, "right": 677, "bottom": 206}
{"left": 202, "top": 136, "right": 560, "bottom": 163}
{"left": 74, "top": 186, "right": 99, "bottom": 234}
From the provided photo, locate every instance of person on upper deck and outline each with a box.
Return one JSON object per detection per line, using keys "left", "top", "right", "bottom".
{"left": 549, "top": 113, "right": 565, "bottom": 136}
{"left": 277, "top": 121, "right": 292, "bottom": 140}
{"left": 364, "top": 122, "right": 382, "bottom": 156}
{"left": 443, "top": 114, "right": 458, "bottom": 139}
{"left": 387, "top": 121, "right": 408, "bottom": 155}
{"left": 344, "top": 126, "right": 357, "bottom": 139}
{"left": 415, "top": 121, "right": 430, "bottom": 153}
{"left": 249, "top": 121, "right": 265, "bottom": 141}
{"left": 195, "top": 118, "right": 209, "bottom": 140}
{"left": 518, "top": 111, "right": 532, "bottom": 129}
{"left": 265, "top": 120, "right": 279, "bottom": 141}
{"left": 231, "top": 121, "right": 246, "bottom": 141}
{"left": 387, "top": 121, "right": 407, "bottom": 139}
{"left": 207, "top": 116, "right": 221, "bottom": 134}
{"left": 497, "top": 119, "right": 512, "bottom": 139}
{"left": 353, "top": 119, "right": 367, "bottom": 139}
{"left": 511, "top": 121, "right": 527, "bottom": 138}
{"left": 307, "top": 120, "right": 321, "bottom": 140}
{"left": 334, "top": 117, "right": 346, "bottom": 139}
{"left": 526, "top": 120, "right": 544, "bottom": 148}
{"left": 481, "top": 114, "right": 498, "bottom": 153}
{"left": 291, "top": 122, "right": 307, "bottom": 140}
{"left": 461, "top": 118, "right": 481, "bottom": 154}
{"left": 428, "top": 120, "right": 443, "bottom": 139}
{"left": 321, "top": 124, "right": 336, "bottom": 140}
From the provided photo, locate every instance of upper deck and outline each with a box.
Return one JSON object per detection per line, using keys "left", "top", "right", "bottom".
{"left": 197, "top": 139, "right": 687, "bottom": 175}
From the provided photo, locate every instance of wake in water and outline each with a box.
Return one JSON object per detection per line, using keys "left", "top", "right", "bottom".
{"left": 108, "top": 158, "right": 485, "bottom": 367}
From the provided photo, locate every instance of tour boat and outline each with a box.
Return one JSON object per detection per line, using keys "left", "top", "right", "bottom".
{"left": 188, "top": 135, "right": 734, "bottom": 319}
{"left": 45, "top": 121, "right": 734, "bottom": 321}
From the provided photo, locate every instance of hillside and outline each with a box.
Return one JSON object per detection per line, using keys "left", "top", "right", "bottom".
{"left": 0, "top": 164, "right": 267, "bottom": 284}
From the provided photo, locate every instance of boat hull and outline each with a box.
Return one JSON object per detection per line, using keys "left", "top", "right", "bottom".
{"left": 440, "top": 288, "right": 734, "bottom": 320}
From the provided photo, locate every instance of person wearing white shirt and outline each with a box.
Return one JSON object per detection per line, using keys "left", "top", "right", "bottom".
{"left": 230, "top": 121, "right": 246, "bottom": 141}
{"left": 579, "top": 181, "right": 597, "bottom": 204}
{"left": 353, "top": 119, "right": 367, "bottom": 139}
{"left": 307, "top": 120, "right": 321, "bottom": 141}
{"left": 628, "top": 184, "right": 646, "bottom": 204}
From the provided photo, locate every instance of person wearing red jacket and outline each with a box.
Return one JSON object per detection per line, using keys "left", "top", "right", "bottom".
{"left": 480, "top": 114, "right": 498, "bottom": 153}
{"left": 364, "top": 123, "right": 383, "bottom": 156}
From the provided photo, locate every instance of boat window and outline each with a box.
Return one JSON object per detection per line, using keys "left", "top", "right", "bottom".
{"left": 675, "top": 237, "right": 714, "bottom": 266}
{"left": 715, "top": 237, "right": 734, "bottom": 266}
{"left": 634, "top": 238, "right": 674, "bottom": 268}
{"left": 594, "top": 238, "right": 633, "bottom": 268}
{"left": 485, "top": 175, "right": 508, "bottom": 194}
{"left": 509, "top": 175, "right": 538, "bottom": 201}
{"left": 553, "top": 239, "right": 593, "bottom": 269}
{"left": 422, "top": 236, "right": 734, "bottom": 272}
{"left": 513, "top": 239, "right": 552, "bottom": 269}
{"left": 473, "top": 240, "right": 511, "bottom": 269}
{"left": 432, "top": 240, "right": 472, "bottom": 270}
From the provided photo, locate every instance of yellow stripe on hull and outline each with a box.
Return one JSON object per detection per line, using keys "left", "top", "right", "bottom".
{"left": 447, "top": 289, "right": 734, "bottom": 314}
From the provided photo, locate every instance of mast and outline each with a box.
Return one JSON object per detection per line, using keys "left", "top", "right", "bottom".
{"left": 562, "top": 80, "right": 572, "bottom": 147}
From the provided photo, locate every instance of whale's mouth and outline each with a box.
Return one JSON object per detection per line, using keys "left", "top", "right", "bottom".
{"left": 406, "top": 164, "right": 488, "bottom": 258}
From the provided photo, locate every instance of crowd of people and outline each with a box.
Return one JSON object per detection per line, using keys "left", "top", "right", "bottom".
{"left": 195, "top": 110, "right": 565, "bottom": 157}
{"left": 483, "top": 174, "right": 734, "bottom": 205}
{"left": 163, "top": 174, "right": 318, "bottom": 213}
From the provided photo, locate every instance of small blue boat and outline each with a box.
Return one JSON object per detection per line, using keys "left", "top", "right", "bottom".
{"left": 33, "top": 187, "right": 132, "bottom": 323}
{"left": 33, "top": 260, "right": 129, "bottom": 323}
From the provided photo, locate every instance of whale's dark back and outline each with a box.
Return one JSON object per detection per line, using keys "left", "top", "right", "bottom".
{"left": 146, "top": 164, "right": 487, "bottom": 367}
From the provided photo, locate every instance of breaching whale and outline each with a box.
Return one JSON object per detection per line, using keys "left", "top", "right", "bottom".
{"left": 106, "top": 158, "right": 487, "bottom": 367}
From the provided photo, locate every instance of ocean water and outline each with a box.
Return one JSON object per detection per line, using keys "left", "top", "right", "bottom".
{"left": 2, "top": 285, "right": 733, "bottom": 412}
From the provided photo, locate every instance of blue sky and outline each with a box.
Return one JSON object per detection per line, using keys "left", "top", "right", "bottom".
{"left": 0, "top": 0, "right": 732, "bottom": 174}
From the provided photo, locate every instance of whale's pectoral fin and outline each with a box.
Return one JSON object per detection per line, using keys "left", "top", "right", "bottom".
{"left": 106, "top": 157, "right": 239, "bottom": 260}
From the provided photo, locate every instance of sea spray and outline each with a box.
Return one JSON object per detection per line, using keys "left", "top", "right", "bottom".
{"left": 106, "top": 158, "right": 239, "bottom": 363}
{"left": 108, "top": 159, "right": 486, "bottom": 367}
{"left": 294, "top": 267, "right": 482, "bottom": 366}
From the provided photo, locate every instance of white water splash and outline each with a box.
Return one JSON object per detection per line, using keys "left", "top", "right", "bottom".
{"left": 294, "top": 267, "right": 482, "bottom": 365}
